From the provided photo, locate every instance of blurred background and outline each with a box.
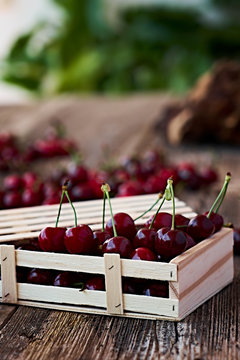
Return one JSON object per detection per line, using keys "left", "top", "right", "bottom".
{"left": 0, "top": 0, "right": 239, "bottom": 226}
{"left": 1, "top": 0, "right": 240, "bottom": 100}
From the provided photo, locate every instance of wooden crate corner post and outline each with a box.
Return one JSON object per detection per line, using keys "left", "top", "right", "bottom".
{"left": 0, "top": 245, "right": 17, "bottom": 304}
{"left": 104, "top": 253, "right": 123, "bottom": 315}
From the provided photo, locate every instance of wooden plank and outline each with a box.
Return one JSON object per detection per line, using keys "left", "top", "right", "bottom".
{"left": 104, "top": 254, "right": 123, "bottom": 315}
{"left": 15, "top": 249, "right": 177, "bottom": 281}
{"left": 169, "top": 228, "right": 233, "bottom": 319}
{"left": 0, "top": 245, "right": 17, "bottom": 304}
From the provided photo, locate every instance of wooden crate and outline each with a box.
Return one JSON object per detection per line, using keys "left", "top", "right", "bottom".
{"left": 0, "top": 194, "right": 234, "bottom": 321}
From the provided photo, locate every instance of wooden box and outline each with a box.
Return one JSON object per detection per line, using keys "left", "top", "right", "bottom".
{"left": 0, "top": 194, "right": 234, "bottom": 321}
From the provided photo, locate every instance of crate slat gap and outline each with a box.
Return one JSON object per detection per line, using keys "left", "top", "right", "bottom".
{"left": 0, "top": 194, "right": 234, "bottom": 321}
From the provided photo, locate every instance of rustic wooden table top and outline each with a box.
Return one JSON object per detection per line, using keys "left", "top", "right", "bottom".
{"left": 0, "top": 152, "right": 240, "bottom": 360}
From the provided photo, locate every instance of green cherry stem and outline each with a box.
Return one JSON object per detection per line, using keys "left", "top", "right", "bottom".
{"left": 102, "top": 191, "right": 106, "bottom": 232}
{"left": 134, "top": 193, "right": 163, "bottom": 221}
{"left": 207, "top": 172, "right": 231, "bottom": 218}
{"left": 101, "top": 183, "right": 117, "bottom": 237}
{"left": 168, "top": 179, "right": 175, "bottom": 230}
{"left": 149, "top": 196, "right": 166, "bottom": 229}
{"left": 64, "top": 190, "right": 78, "bottom": 227}
{"left": 55, "top": 188, "right": 66, "bottom": 228}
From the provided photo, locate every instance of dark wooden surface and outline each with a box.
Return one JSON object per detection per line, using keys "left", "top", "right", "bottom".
{"left": 0, "top": 156, "right": 240, "bottom": 360}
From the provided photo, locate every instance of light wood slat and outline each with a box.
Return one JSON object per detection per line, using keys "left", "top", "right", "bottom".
{"left": 0, "top": 198, "right": 187, "bottom": 223}
{"left": 0, "top": 207, "right": 195, "bottom": 235}
{"left": 169, "top": 228, "right": 233, "bottom": 319}
{"left": 15, "top": 250, "right": 177, "bottom": 281}
{"left": 0, "top": 194, "right": 164, "bottom": 216}
{"left": 0, "top": 245, "right": 17, "bottom": 303}
{"left": 104, "top": 254, "right": 123, "bottom": 315}
{"left": 0, "top": 283, "right": 179, "bottom": 318}
{"left": 7, "top": 300, "right": 178, "bottom": 321}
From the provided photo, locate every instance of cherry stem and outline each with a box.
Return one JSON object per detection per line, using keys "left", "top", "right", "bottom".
{"left": 134, "top": 193, "right": 163, "bottom": 221}
{"left": 55, "top": 190, "right": 66, "bottom": 227}
{"left": 101, "top": 184, "right": 118, "bottom": 237}
{"left": 149, "top": 196, "right": 166, "bottom": 229}
{"left": 102, "top": 191, "right": 106, "bottom": 232}
{"left": 64, "top": 190, "right": 78, "bottom": 227}
{"left": 207, "top": 173, "right": 231, "bottom": 218}
{"left": 168, "top": 179, "right": 175, "bottom": 230}
{"left": 73, "top": 282, "right": 85, "bottom": 291}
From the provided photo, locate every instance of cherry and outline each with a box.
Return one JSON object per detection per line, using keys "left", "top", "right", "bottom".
{"left": 154, "top": 179, "right": 187, "bottom": 260}
{"left": 117, "top": 180, "right": 143, "bottom": 197}
{"left": 53, "top": 272, "right": 83, "bottom": 288}
{"left": 85, "top": 276, "right": 105, "bottom": 291}
{"left": 122, "top": 277, "right": 144, "bottom": 295}
{"left": 204, "top": 173, "right": 231, "bottom": 233}
{"left": 145, "top": 212, "right": 172, "bottom": 230}
{"left": 133, "top": 228, "right": 156, "bottom": 250}
{"left": 27, "top": 268, "right": 53, "bottom": 285}
{"left": 200, "top": 167, "right": 218, "bottom": 185}
{"left": 142, "top": 281, "right": 168, "bottom": 298}
{"left": 3, "top": 191, "right": 22, "bottom": 208}
{"left": 71, "top": 182, "right": 94, "bottom": 201}
{"left": 16, "top": 267, "right": 28, "bottom": 283}
{"left": 22, "top": 188, "right": 42, "bottom": 207}
{"left": 4, "top": 174, "right": 22, "bottom": 191}
{"left": 22, "top": 172, "right": 38, "bottom": 188}
{"left": 131, "top": 247, "right": 157, "bottom": 261}
{"left": 102, "top": 236, "right": 133, "bottom": 258}
{"left": 39, "top": 227, "right": 66, "bottom": 252}
{"left": 106, "top": 212, "right": 136, "bottom": 241}
{"left": 67, "top": 162, "right": 88, "bottom": 185}
{"left": 155, "top": 227, "right": 187, "bottom": 260}
{"left": 185, "top": 233, "right": 196, "bottom": 250}
{"left": 175, "top": 214, "right": 190, "bottom": 227}
{"left": 187, "top": 214, "right": 215, "bottom": 242}
{"left": 121, "top": 156, "right": 143, "bottom": 178}
{"left": 93, "top": 230, "right": 111, "bottom": 247}
{"left": 233, "top": 228, "right": 240, "bottom": 255}
{"left": 65, "top": 224, "right": 97, "bottom": 254}
{"left": 101, "top": 184, "right": 133, "bottom": 258}
{"left": 204, "top": 211, "right": 223, "bottom": 232}
{"left": 142, "top": 175, "right": 166, "bottom": 194}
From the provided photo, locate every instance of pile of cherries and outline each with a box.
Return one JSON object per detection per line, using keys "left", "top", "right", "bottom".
{"left": 0, "top": 140, "right": 218, "bottom": 210}
{"left": 16, "top": 174, "right": 231, "bottom": 298}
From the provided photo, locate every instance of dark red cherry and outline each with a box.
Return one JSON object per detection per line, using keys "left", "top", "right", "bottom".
{"left": 187, "top": 214, "right": 215, "bottom": 242}
{"left": 133, "top": 228, "right": 156, "bottom": 250}
{"left": 106, "top": 212, "right": 137, "bottom": 240}
{"left": 22, "top": 172, "right": 38, "bottom": 188}
{"left": 64, "top": 225, "right": 97, "bottom": 254}
{"left": 203, "top": 211, "right": 223, "bottom": 232}
{"left": 3, "top": 191, "right": 22, "bottom": 208}
{"left": 102, "top": 236, "right": 133, "bottom": 258}
{"left": 121, "top": 157, "right": 143, "bottom": 178}
{"left": 22, "top": 188, "right": 42, "bottom": 207}
{"left": 68, "top": 164, "right": 88, "bottom": 185}
{"left": 234, "top": 228, "right": 240, "bottom": 255}
{"left": 117, "top": 180, "right": 143, "bottom": 197}
{"left": 142, "top": 175, "right": 166, "bottom": 194}
{"left": 175, "top": 214, "right": 190, "bottom": 227}
{"left": 155, "top": 228, "right": 187, "bottom": 260}
{"left": 143, "top": 281, "right": 168, "bottom": 298}
{"left": 93, "top": 230, "right": 111, "bottom": 247}
{"left": 53, "top": 272, "right": 82, "bottom": 287}
{"left": 71, "top": 182, "right": 94, "bottom": 201}
{"left": 122, "top": 277, "right": 144, "bottom": 295}
{"left": 3, "top": 174, "right": 22, "bottom": 191}
{"left": 85, "top": 276, "right": 105, "bottom": 291}
{"left": 38, "top": 227, "right": 66, "bottom": 252}
{"left": 144, "top": 212, "right": 172, "bottom": 230}
{"left": 185, "top": 233, "right": 196, "bottom": 250}
{"left": 131, "top": 247, "right": 157, "bottom": 261}
{"left": 27, "top": 268, "right": 53, "bottom": 285}
{"left": 16, "top": 267, "right": 28, "bottom": 283}
{"left": 200, "top": 168, "right": 218, "bottom": 185}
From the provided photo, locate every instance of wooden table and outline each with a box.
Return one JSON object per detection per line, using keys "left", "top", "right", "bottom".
{"left": 0, "top": 158, "right": 240, "bottom": 359}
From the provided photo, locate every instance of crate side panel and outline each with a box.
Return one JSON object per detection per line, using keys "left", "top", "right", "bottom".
{"left": 0, "top": 245, "right": 17, "bottom": 303}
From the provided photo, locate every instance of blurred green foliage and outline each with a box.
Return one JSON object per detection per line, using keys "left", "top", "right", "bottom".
{"left": 2, "top": 0, "right": 240, "bottom": 95}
